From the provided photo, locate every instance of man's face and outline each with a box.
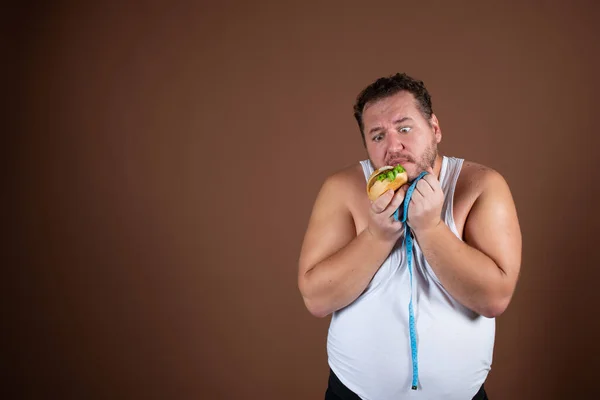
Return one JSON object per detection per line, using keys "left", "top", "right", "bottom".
{"left": 362, "top": 91, "right": 442, "bottom": 181}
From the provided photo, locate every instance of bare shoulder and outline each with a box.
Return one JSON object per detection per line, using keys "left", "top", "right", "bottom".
{"left": 319, "top": 162, "right": 367, "bottom": 204}
{"left": 456, "top": 160, "right": 511, "bottom": 200}
{"left": 452, "top": 160, "right": 515, "bottom": 236}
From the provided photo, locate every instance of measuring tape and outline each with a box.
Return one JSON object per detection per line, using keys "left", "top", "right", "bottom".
{"left": 393, "top": 170, "right": 428, "bottom": 390}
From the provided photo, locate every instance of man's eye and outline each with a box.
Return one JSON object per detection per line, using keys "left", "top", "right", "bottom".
{"left": 373, "top": 134, "right": 383, "bottom": 142}
{"left": 399, "top": 127, "right": 411, "bottom": 133}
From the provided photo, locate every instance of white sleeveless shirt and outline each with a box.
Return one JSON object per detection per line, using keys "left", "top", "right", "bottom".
{"left": 326, "top": 156, "right": 495, "bottom": 400}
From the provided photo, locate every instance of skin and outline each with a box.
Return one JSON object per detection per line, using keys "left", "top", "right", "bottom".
{"left": 298, "top": 91, "right": 522, "bottom": 318}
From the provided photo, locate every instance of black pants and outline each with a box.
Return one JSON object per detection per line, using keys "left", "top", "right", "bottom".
{"left": 325, "top": 369, "right": 488, "bottom": 400}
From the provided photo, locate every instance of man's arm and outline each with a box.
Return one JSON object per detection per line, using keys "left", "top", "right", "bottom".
{"left": 411, "top": 169, "right": 522, "bottom": 318}
{"left": 298, "top": 172, "right": 406, "bottom": 318}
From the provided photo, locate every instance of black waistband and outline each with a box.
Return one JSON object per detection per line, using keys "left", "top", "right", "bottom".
{"left": 325, "top": 369, "right": 488, "bottom": 400}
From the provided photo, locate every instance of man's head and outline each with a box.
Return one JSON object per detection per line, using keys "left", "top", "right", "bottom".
{"left": 353, "top": 73, "right": 442, "bottom": 180}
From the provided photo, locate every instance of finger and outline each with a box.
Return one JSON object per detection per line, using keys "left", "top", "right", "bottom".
{"left": 410, "top": 187, "right": 424, "bottom": 205}
{"left": 386, "top": 185, "right": 408, "bottom": 216}
{"left": 415, "top": 179, "right": 435, "bottom": 197}
{"left": 422, "top": 174, "right": 440, "bottom": 192}
{"left": 371, "top": 189, "right": 394, "bottom": 213}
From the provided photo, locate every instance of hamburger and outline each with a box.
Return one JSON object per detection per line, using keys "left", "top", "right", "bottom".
{"left": 366, "top": 164, "right": 408, "bottom": 201}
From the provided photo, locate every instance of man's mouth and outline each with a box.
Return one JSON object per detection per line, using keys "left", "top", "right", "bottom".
{"left": 387, "top": 158, "right": 412, "bottom": 166}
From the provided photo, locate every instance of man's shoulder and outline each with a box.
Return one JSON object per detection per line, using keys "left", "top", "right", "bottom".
{"left": 316, "top": 162, "right": 368, "bottom": 211}
{"left": 456, "top": 158, "right": 510, "bottom": 199}
{"left": 322, "top": 162, "right": 366, "bottom": 191}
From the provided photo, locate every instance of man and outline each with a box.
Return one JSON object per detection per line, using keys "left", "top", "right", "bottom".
{"left": 298, "top": 73, "right": 522, "bottom": 400}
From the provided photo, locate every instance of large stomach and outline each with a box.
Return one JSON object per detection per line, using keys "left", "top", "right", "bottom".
{"left": 326, "top": 276, "right": 495, "bottom": 400}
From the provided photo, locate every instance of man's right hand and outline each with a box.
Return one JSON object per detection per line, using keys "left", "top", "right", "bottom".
{"left": 366, "top": 186, "right": 408, "bottom": 242}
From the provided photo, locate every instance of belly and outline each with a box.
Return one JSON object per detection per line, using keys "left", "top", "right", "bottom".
{"left": 326, "top": 273, "right": 495, "bottom": 400}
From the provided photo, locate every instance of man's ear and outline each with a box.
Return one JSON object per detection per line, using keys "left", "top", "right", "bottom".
{"left": 430, "top": 113, "right": 442, "bottom": 144}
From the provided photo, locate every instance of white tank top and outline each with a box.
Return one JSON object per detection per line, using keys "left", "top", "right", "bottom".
{"left": 327, "top": 156, "right": 495, "bottom": 400}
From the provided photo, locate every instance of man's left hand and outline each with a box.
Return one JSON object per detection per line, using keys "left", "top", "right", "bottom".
{"left": 406, "top": 171, "right": 445, "bottom": 233}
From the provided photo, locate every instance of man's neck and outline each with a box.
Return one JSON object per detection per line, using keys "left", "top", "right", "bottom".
{"left": 432, "top": 154, "right": 444, "bottom": 179}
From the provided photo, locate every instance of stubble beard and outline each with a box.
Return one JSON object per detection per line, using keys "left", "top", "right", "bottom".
{"left": 370, "top": 139, "right": 438, "bottom": 182}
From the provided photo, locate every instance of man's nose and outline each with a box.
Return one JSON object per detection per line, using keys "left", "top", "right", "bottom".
{"left": 386, "top": 131, "right": 405, "bottom": 150}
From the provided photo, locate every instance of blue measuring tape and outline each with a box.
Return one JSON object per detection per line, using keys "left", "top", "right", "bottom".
{"left": 393, "top": 170, "right": 428, "bottom": 390}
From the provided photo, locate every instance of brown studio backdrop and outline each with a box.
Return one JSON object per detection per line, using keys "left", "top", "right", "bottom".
{"left": 9, "top": 1, "right": 600, "bottom": 399}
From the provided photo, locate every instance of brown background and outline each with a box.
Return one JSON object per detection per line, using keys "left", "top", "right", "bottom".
{"left": 8, "top": 1, "right": 600, "bottom": 399}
